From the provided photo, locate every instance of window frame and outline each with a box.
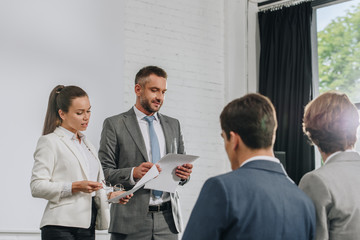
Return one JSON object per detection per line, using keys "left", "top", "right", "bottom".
{"left": 311, "top": 0, "right": 360, "bottom": 109}
{"left": 311, "top": 0, "right": 360, "bottom": 168}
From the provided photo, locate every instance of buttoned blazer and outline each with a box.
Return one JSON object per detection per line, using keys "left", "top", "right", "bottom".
{"left": 30, "top": 127, "right": 110, "bottom": 230}
{"left": 299, "top": 151, "right": 360, "bottom": 240}
{"left": 182, "top": 160, "right": 316, "bottom": 240}
{"left": 99, "top": 108, "right": 185, "bottom": 234}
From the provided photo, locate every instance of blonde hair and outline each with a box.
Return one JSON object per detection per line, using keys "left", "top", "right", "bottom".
{"left": 303, "top": 91, "right": 359, "bottom": 154}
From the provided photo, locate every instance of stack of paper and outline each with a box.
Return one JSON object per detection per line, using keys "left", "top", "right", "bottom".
{"left": 108, "top": 154, "right": 198, "bottom": 203}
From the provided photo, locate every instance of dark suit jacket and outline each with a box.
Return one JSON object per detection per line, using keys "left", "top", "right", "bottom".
{"left": 182, "top": 160, "right": 315, "bottom": 240}
{"left": 99, "top": 108, "right": 185, "bottom": 234}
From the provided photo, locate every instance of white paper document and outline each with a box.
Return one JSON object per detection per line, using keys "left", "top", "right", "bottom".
{"left": 144, "top": 154, "right": 199, "bottom": 193}
{"left": 108, "top": 154, "right": 198, "bottom": 203}
{"left": 108, "top": 164, "right": 159, "bottom": 203}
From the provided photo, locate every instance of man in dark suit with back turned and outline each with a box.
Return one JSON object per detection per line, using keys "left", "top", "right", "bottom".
{"left": 99, "top": 66, "right": 193, "bottom": 240}
{"left": 182, "top": 93, "right": 315, "bottom": 240}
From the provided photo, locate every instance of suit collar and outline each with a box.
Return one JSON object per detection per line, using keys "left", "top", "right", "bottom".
{"left": 123, "top": 108, "right": 173, "bottom": 160}
{"left": 58, "top": 126, "right": 85, "bottom": 141}
{"left": 241, "top": 155, "right": 280, "bottom": 167}
{"left": 133, "top": 105, "right": 160, "bottom": 122}
{"left": 57, "top": 127, "right": 96, "bottom": 158}
{"left": 241, "top": 160, "right": 288, "bottom": 177}
{"left": 325, "top": 151, "right": 360, "bottom": 165}
{"left": 53, "top": 127, "right": 90, "bottom": 179}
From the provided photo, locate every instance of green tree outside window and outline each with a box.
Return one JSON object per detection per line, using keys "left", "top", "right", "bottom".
{"left": 318, "top": 2, "right": 360, "bottom": 102}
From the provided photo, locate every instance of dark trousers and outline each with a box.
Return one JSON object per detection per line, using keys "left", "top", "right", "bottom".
{"left": 41, "top": 198, "right": 97, "bottom": 240}
{"left": 111, "top": 208, "right": 178, "bottom": 240}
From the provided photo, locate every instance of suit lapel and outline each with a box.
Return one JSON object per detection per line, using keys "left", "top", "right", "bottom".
{"left": 158, "top": 113, "right": 172, "bottom": 154}
{"left": 54, "top": 128, "right": 90, "bottom": 180}
{"left": 123, "top": 108, "right": 149, "bottom": 162}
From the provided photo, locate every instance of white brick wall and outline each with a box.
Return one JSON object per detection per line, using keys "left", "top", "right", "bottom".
{"left": 122, "top": 0, "right": 230, "bottom": 229}
{"left": 0, "top": 0, "right": 253, "bottom": 238}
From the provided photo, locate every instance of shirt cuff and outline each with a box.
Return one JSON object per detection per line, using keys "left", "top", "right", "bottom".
{"left": 129, "top": 167, "right": 136, "bottom": 185}
{"left": 60, "top": 182, "right": 73, "bottom": 198}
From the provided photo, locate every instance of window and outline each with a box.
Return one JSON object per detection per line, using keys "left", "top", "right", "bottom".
{"left": 315, "top": 0, "right": 360, "bottom": 103}
{"left": 312, "top": 0, "right": 360, "bottom": 165}
{"left": 314, "top": 0, "right": 360, "bottom": 102}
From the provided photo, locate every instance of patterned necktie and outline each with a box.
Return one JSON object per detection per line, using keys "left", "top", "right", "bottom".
{"left": 144, "top": 116, "right": 163, "bottom": 198}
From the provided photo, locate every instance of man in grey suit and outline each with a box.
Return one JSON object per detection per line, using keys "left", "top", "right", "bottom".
{"left": 99, "top": 66, "right": 193, "bottom": 240}
{"left": 299, "top": 91, "right": 360, "bottom": 240}
{"left": 183, "top": 93, "right": 315, "bottom": 240}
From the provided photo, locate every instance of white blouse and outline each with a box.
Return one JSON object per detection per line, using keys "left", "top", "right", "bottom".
{"left": 59, "top": 126, "right": 99, "bottom": 197}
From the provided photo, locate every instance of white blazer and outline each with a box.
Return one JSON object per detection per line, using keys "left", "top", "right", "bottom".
{"left": 30, "top": 127, "right": 110, "bottom": 230}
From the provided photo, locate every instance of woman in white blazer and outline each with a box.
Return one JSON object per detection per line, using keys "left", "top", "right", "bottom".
{"left": 30, "top": 85, "right": 131, "bottom": 240}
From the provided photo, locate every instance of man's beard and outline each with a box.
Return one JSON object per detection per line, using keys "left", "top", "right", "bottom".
{"left": 140, "top": 97, "right": 161, "bottom": 114}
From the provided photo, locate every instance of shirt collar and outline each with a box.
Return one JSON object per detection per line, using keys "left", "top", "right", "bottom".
{"left": 324, "top": 149, "right": 356, "bottom": 165}
{"left": 133, "top": 105, "right": 159, "bottom": 122}
{"left": 59, "top": 126, "right": 85, "bottom": 141}
{"left": 240, "top": 155, "right": 280, "bottom": 167}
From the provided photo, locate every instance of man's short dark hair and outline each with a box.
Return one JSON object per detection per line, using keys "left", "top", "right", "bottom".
{"left": 220, "top": 93, "right": 277, "bottom": 149}
{"left": 135, "top": 66, "right": 167, "bottom": 86}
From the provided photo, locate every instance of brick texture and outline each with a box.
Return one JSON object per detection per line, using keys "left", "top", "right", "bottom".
{"left": 123, "top": 0, "right": 230, "bottom": 228}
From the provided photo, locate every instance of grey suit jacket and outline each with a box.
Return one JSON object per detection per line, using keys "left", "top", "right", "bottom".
{"left": 299, "top": 151, "right": 360, "bottom": 240}
{"left": 99, "top": 108, "right": 185, "bottom": 234}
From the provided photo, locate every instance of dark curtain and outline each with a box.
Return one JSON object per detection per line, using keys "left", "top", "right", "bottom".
{"left": 258, "top": 2, "right": 315, "bottom": 184}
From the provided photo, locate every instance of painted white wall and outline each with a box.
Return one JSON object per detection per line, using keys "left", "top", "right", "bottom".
{"left": 225, "top": 0, "right": 259, "bottom": 102}
{"left": 0, "top": 1, "right": 124, "bottom": 238}
{"left": 0, "top": 0, "right": 255, "bottom": 238}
